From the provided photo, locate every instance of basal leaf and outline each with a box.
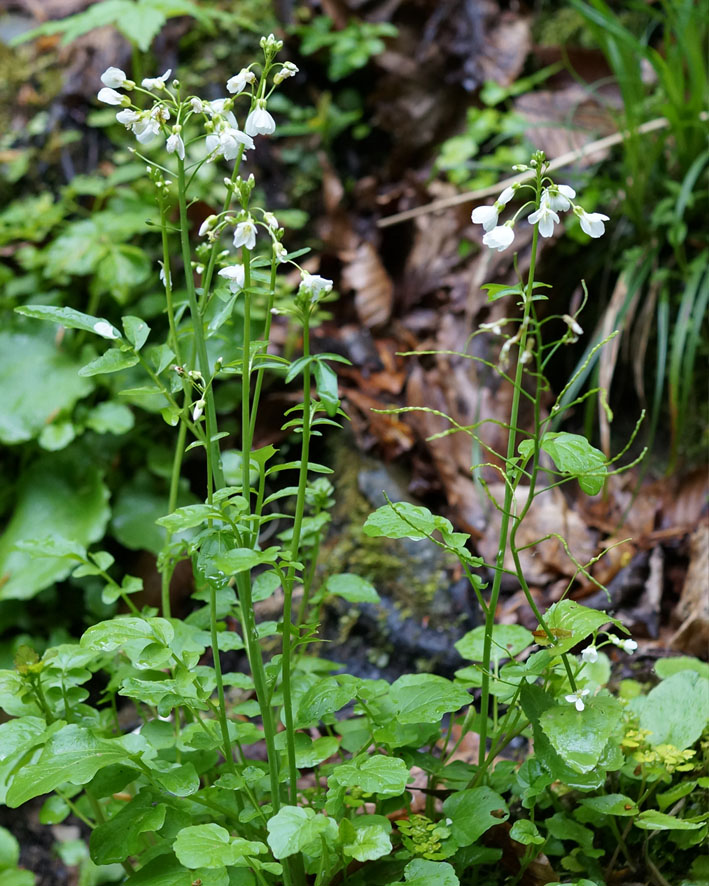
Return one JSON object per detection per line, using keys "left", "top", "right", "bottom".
{"left": 90, "top": 791, "right": 166, "bottom": 864}
{"left": 390, "top": 674, "right": 470, "bottom": 725}
{"left": 6, "top": 724, "right": 138, "bottom": 806}
{"left": 540, "top": 696, "right": 622, "bottom": 774}
{"left": 266, "top": 806, "right": 338, "bottom": 859}
{"left": 330, "top": 754, "right": 410, "bottom": 797}
{"left": 442, "top": 786, "right": 509, "bottom": 846}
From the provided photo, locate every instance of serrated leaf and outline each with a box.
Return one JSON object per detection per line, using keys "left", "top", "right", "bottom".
{"left": 212, "top": 547, "right": 279, "bottom": 575}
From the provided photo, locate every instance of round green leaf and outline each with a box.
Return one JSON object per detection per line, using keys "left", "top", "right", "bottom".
{"left": 442, "top": 787, "right": 509, "bottom": 847}
{"left": 266, "top": 806, "right": 338, "bottom": 859}
{"left": 0, "top": 331, "right": 92, "bottom": 444}
{"left": 390, "top": 674, "right": 471, "bottom": 724}
{"left": 455, "top": 624, "right": 534, "bottom": 666}
{"left": 174, "top": 823, "right": 267, "bottom": 869}
{"left": 0, "top": 454, "right": 110, "bottom": 600}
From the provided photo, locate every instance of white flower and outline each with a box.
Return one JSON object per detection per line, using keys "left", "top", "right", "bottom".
{"left": 233, "top": 219, "right": 257, "bottom": 250}
{"left": 133, "top": 113, "right": 162, "bottom": 145}
{"left": 159, "top": 261, "right": 171, "bottom": 288}
{"left": 226, "top": 68, "right": 256, "bottom": 94}
{"left": 471, "top": 204, "right": 499, "bottom": 232}
{"left": 299, "top": 272, "right": 333, "bottom": 297}
{"left": 166, "top": 132, "right": 185, "bottom": 159}
{"left": 141, "top": 69, "right": 172, "bottom": 90}
{"left": 192, "top": 399, "right": 205, "bottom": 422}
{"left": 565, "top": 689, "right": 590, "bottom": 712}
{"left": 206, "top": 126, "right": 254, "bottom": 161}
{"left": 101, "top": 67, "right": 128, "bottom": 88}
{"left": 93, "top": 321, "right": 120, "bottom": 339}
{"left": 528, "top": 203, "right": 560, "bottom": 238}
{"left": 498, "top": 185, "right": 517, "bottom": 205}
{"left": 575, "top": 207, "right": 610, "bottom": 238}
{"left": 273, "top": 242, "right": 287, "bottom": 263}
{"left": 563, "top": 314, "right": 584, "bottom": 337}
{"left": 245, "top": 100, "right": 276, "bottom": 136}
{"left": 190, "top": 97, "right": 204, "bottom": 114}
{"left": 263, "top": 211, "right": 278, "bottom": 229}
{"left": 97, "top": 87, "right": 126, "bottom": 106}
{"left": 542, "top": 184, "right": 575, "bottom": 212}
{"left": 198, "top": 215, "right": 218, "bottom": 237}
{"left": 218, "top": 264, "right": 246, "bottom": 292}
{"left": 609, "top": 635, "right": 638, "bottom": 654}
{"left": 116, "top": 108, "right": 141, "bottom": 127}
{"left": 581, "top": 645, "right": 598, "bottom": 664}
{"left": 482, "top": 224, "right": 515, "bottom": 252}
{"left": 273, "top": 61, "right": 299, "bottom": 84}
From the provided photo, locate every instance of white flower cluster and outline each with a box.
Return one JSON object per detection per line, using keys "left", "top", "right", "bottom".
{"left": 471, "top": 179, "right": 610, "bottom": 252}
{"left": 96, "top": 49, "right": 297, "bottom": 158}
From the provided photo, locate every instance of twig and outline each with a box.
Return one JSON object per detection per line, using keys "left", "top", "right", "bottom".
{"left": 377, "top": 113, "right": 708, "bottom": 228}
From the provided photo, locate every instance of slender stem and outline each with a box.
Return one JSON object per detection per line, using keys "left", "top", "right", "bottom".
{"left": 477, "top": 175, "right": 541, "bottom": 769}
{"left": 161, "top": 419, "right": 187, "bottom": 618}
{"left": 281, "top": 320, "right": 313, "bottom": 805}
{"left": 249, "top": 258, "right": 278, "bottom": 443}
{"left": 176, "top": 157, "right": 224, "bottom": 492}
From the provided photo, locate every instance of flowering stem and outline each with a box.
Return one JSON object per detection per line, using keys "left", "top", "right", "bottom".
{"left": 281, "top": 318, "right": 314, "bottom": 806}
{"left": 176, "top": 157, "right": 223, "bottom": 493}
{"left": 477, "top": 168, "right": 541, "bottom": 769}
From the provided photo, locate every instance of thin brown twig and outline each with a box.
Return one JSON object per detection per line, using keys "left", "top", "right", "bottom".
{"left": 377, "top": 113, "right": 708, "bottom": 228}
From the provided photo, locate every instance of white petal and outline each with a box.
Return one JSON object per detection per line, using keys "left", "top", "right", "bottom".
{"left": 97, "top": 87, "right": 124, "bottom": 106}
{"left": 101, "top": 66, "right": 127, "bottom": 88}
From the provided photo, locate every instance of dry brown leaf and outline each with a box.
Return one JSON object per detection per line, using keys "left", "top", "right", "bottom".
{"left": 341, "top": 240, "right": 394, "bottom": 328}
{"left": 670, "top": 522, "right": 709, "bottom": 657}
{"left": 478, "top": 484, "right": 597, "bottom": 585}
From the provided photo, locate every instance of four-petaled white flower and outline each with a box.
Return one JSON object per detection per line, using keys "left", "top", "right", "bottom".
{"left": 98, "top": 87, "right": 127, "bottom": 106}
{"left": 581, "top": 645, "right": 598, "bottom": 664}
{"left": 575, "top": 207, "right": 610, "bottom": 238}
{"left": 218, "top": 264, "right": 246, "bottom": 292}
{"left": 609, "top": 635, "right": 638, "bottom": 654}
{"left": 206, "top": 126, "right": 254, "bottom": 161}
{"left": 245, "top": 100, "right": 276, "bottom": 136}
{"left": 233, "top": 219, "right": 257, "bottom": 250}
{"left": 226, "top": 68, "right": 256, "bottom": 94}
{"left": 190, "top": 97, "right": 204, "bottom": 114}
{"left": 471, "top": 204, "right": 500, "bottom": 232}
{"left": 142, "top": 69, "right": 172, "bottom": 90}
{"left": 483, "top": 224, "right": 515, "bottom": 252}
{"left": 299, "top": 272, "right": 333, "bottom": 297}
{"left": 93, "top": 321, "right": 120, "bottom": 339}
{"left": 542, "top": 184, "right": 575, "bottom": 212}
{"left": 565, "top": 689, "right": 590, "bottom": 712}
{"left": 528, "top": 203, "right": 560, "bottom": 238}
{"left": 116, "top": 108, "right": 141, "bottom": 127}
{"left": 166, "top": 131, "right": 185, "bottom": 159}
{"left": 101, "top": 67, "right": 128, "bottom": 89}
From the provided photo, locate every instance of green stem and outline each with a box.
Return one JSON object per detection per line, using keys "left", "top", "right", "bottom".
{"left": 478, "top": 183, "right": 541, "bottom": 769}
{"left": 176, "top": 157, "right": 224, "bottom": 492}
{"left": 161, "top": 419, "right": 187, "bottom": 618}
{"left": 281, "top": 320, "right": 313, "bottom": 805}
